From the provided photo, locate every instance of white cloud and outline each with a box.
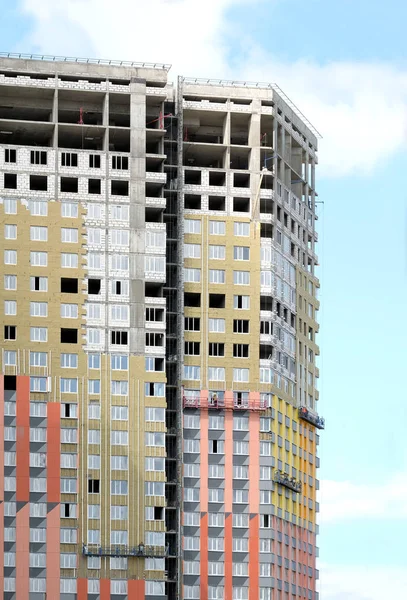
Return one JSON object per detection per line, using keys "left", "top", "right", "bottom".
{"left": 319, "top": 473, "right": 407, "bottom": 523}
{"left": 18, "top": 0, "right": 407, "bottom": 176}
{"left": 318, "top": 563, "right": 407, "bottom": 600}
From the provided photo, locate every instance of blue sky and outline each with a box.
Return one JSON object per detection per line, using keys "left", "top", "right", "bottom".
{"left": 1, "top": 0, "right": 407, "bottom": 597}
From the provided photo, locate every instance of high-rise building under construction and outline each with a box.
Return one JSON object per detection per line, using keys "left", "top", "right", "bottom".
{"left": 0, "top": 53, "right": 324, "bottom": 600}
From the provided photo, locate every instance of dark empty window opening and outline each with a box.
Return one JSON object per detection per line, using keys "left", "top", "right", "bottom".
{"left": 30, "top": 175, "right": 48, "bottom": 191}
{"left": 209, "top": 293, "right": 225, "bottom": 308}
{"left": 260, "top": 296, "right": 273, "bottom": 312}
{"left": 261, "top": 223, "right": 273, "bottom": 239}
{"left": 30, "top": 150, "right": 47, "bottom": 165}
{"left": 184, "top": 292, "right": 201, "bottom": 307}
{"left": 89, "top": 154, "right": 101, "bottom": 169}
{"left": 184, "top": 170, "right": 201, "bottom": 185}
{"left": 146, "top": 308, "right": 165, "bottom": 322}
{"left": 4, "top": 375, "right": 16, "bottom": 391}
{"left": 260, "top": 321, "right": 272, "bottom": 335}
{"left": 111, "top": 330, "right": 128, "bottom": 345}
{"left": 209, "top": 171, "right": 225, "bottom": 186}
{"left": 113, "top": 280, "right": 122, "bottom": 295}
{"left": 5, "top": 149, "right": 16, "bottom": 163}
{"left": 4, "top": 173, "right": 17, "bottom": 189}
{"left": 208, "top": 196, "right": 225, "bottom": 211}
{"left": 154, "top": 507, "right": 164, "bottom": 520}
{"left": 184, "top": 194, "right": 201, "bottom": 210}
{"left": 61, "top": 278, "right": 78, "bottom": 294}
{"left": 212, "top": 440, "right": 219, "bottom": 454}
{"left": 260, "top": 345, "right": 273, "bottom": 360}
{"left": 233, "top": 197, "right": 250, "bottom": 212}
{"left": 152, "top": 358, "right": 165, "bottom": 372}
{"left": 88, "top": 279, "right": 101, "bottom": 295}
{"left": 88, "top": 479, "right": 100, "bottom": 494}
{"left": 111, "top": 180, "right": 129, "bottom": 196}
{"left": 61, "top": 177, "right": 78, "bottom": 193}
{"left": 88, "top": 179, "right": 101, "bottom": 195}
{"left": 63, "top": 503, "right": 71, "bottom": 518}
{"left": 112, "top": 155, "right": 129, "bottom": 170}
{"left": 61, "top": 152, "right": 78, "bottom": 167}
{"left": 61, "top": 328, "right": 78, "bottom": 344}
{"left": 146, "top": 333, "right": 164, "bottom": 347}
{"left": 233, "top": 319, "right": 250, "bottom": 334}
{"left": 63, "top": 403, "right": 74, "bottom": 418}
{"left": 233, "top": 173, "right": 250, "bottom": 188}
{"left": 184, "top": 317, "right": 200, "bottom": 331}
{"left": 145, "top": 282, "right": 163, "bottom": 298}
{"left": 4, "top": 325, "right": 16, "bottom": 340}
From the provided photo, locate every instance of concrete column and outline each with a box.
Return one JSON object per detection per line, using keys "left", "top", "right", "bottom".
{"left": 223, "top": 111, "right": 231, "bottom": 169}
{"left": 249, "top": 99, "right": 262, "bottom": 219}
{"left": 129, "top": 78, "right": 147, "bottom": 355}
{"left": 52, "top": 74, "right": 59, "bottom": 198}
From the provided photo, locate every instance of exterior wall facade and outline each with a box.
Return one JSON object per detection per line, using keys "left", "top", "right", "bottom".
{"left": 0, "top": 56, "right": 322, "bottom": 600}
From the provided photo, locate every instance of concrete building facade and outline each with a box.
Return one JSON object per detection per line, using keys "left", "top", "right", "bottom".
{"left": 0, "top": 54, "right": 323, "bottom": 600}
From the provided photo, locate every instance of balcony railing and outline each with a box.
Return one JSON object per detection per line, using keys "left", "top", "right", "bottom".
{"left": 298, "top": 407, "right": 325, "bottom": 430}
{"left": 183, "top": 396, "right": 266, "bottom": 411}
{"left": 274, "top": 470, "right": 302, "bottom": 493}
{"left": 82, "top": 544, "right": 169, "bottom": 558}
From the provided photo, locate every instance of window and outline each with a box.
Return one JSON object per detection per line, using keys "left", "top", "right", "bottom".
{"left": 208, "top": 537, "right": 224, "bottom": 551}
{"left": 145, "top": 407, "right": 165, "bottom": 422}
{"left": 111, "top": 155, "right": 129, "bottom": 170}
{"left": 145, "top": 482, "right": 164, "bottom": 497}
{"left": 233, "top": 587, "right": 248, "bottom": 600}
{"left": 260, "top": 491, "right": 271, "bottom": 505}
{"left": 30, "top": 377, "right": 48, "bottom": 392}
{"left": 234, "top": 246, "right": 250, "bottom": 260}
{"left": 209, "top": 439, "right": 224, "bottom": 454}
{"left": 184, "top": 561, "right": 200, "bottom": 575}
{"left": 88, "top": 379, "right": 100, "bottom": 394}
{"left": 30, "top": 327, "right": 47, "bottom": 342}
{"left": 30, "top": 301, "right": 47, "bottom": 317}
{"left": 145, "top": 457, "right": 165, "bottom": 472}
{"left": 145, "top": 382, "right": 165, "bottom": 397}
{"left": 260, "top": 466, "right": 271, "bottom": 480}
{"left": 30, "top": 352, "right": 47, "bottom": 368}
{"left": 4, "top": 224, "right": 17, "bottom": 240}
{"left": 233, "top": 441, "right": 249, "bottom": 456}
{"left": 233, "top": 562, "right": 249, "bottom": 577}
{"left": 184, "top": 219, "right": 201, "bottom": 234}
{"left": 259, "top": 563, "right": 271, "bottom": 577}
{"left": 208, "top": 318, "right": 225, "bottom": 333}
{"left": 4, "top": 198, "right": 17, "bottom": 214}
{"left": 87, "top": 304, "right": 102, "bottom": 320}
{"left": 209, "top": 220, "right": 225, "bottom": 235}
{"left": 30, "top": 200, "right": 48, "bottom": 216}
{"left": 111, "top": 505, "right": 128, "bottom": 521}
{"left": 184, "top": 488, "right": 200, "bottom": 502}
{"left": 4, "top": 250, "right": 17, "bottom": 266}
{"left": 208, "top": 464, "right": 225, "bottom": 479}
{"left": 59, "top": 353, "right": 77, "bottom": 369}
{"left": 184, "top": 268, "right": 201, "bottom": 283}
{"left": 61, "top": 328, "right": 78, "bottom": 344}
{"left": 233, "top": 319, "right": 249, "bottom": 333}
{"left": 234, "top": 221, "right": 250, "bottom": 236}
{"left": 30, "top": 226, "right": 47, "bottom": 241}
{"left": 31, "top": 150, "right": 47, "bottom": 165}
{"left": 209, "top": 343, "right": 225, "bottom": 357}
{"left": 111, "top": 354, "right": 128, "bottom": 370}
{"left": 88, "top": 178, "right": 101, "bottom": 194}
{"left": 4, "top": 300, "right": 17, "bottom": 316}
{"left": 209, "top": 269, "right": 225, "bottom": 283}
{"left": 110, "top": 229, "right": 129, "bottom": 246}
{"left": 111, "top": 480, "right": 128, "bottom": 495}
{"left": 260, "top": 442, "right": 271, "bottom": 456}
{"left": 61, "top": 428, "right": 77, "bottom": 443}
{"left": 208, "top": 367, "right": 225, "bottom": 381}
{"left": 185, "top": 317, "right": 200, "bottom": 331}
{"left": 111, "top": 330, "right": 128, "bottom": 345}
{"left": 234, "top": 416, "right": 249, "bottom": 431}
{"left": 61, "top": 253, "right": 78, "bottom": 268}
{"left": 61, "top": 303, "right": 78, "bottom": 319}
{"left": 111, "top": 380, "right": 129, "bottom": 396}
{"left": 4, "top": 325, "right": 16, "bottom": 340}
{"left": 183, "top": 365, "right": 200, "bottom": 380}
{"left": 233, "top": 538, "right": 248, "bottom": 553}
{"left": 184, "top": 439, "right": 200, "bottom": 454}
{"left": 111, "top": 430, "right": 128, "bottom": 446}
{"left": 5, "top": 148, "right": 16, "bottom": 163}
{"left": 89, "top": 154, "right": 101, "bottom": 169}
{"left": 30, "top": 251, "right": 48, "bottom": 267}
{"left": 184, "top": 341, "right": 200, "bottom": 356}
{"left": 30, "top": 276, "right": 47, "bottom": 291}
{"left": 111, "top": 406, "right": 128, "bottom": 421}
{"left": 60, "top": 378, "right": 78, "bottom": 393}
{"left": 209, "top": 586, "right": 224, "bottom": 599}
{"left": 208, "top": 488, "right": 224, "bottom": 503}
{"left": 61, "top": 152, "right": 78, "bottom": 167}
{"left": 234, "top": 295, "right": 250, "bottom": 309}
{"left": 233, "top": 368, "right": 250, "bottom": 383}
{"left": 4, "top": 173, "right": 17, "bottom": 189}
{"left": 145, "top": 432, "right": 165, "bottom": 447}
{"left": 4, "top": 275, "right": 17, "bottom": 290}
{"left": 233, "top": 513, "right": 249, "bottom": 528}
{"left": 184, "top": 243, "right": 201, "bottom": 258}
{"left": 209, "top": 245, "right": 225, "bottom": 259}
{"left": 4, "top": 351, "right": 16, "bottom": 366}
{"left": 234, "top": 270, "right": 250, "bottom": 285}
{"left": 61, "top": 228, "right": 78, "bottom": 243}
{"left": 184, "top": 463, "right": 200, "bottom": 478}
{"left": 111, "top": 456, "right": 128, "bottom": 471}
{"left": 233, "top": 343, "right": 249, "bottom": 358}
{"left": 61, "top": 203, "right": 79, "bottom": 220}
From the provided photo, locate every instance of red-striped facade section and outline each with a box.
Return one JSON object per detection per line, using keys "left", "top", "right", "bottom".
{"left": 224, "top": 390, "right": 234, "bottom": 600}
{"left": 16, "top": 376, "right": 30, "bottom": 600}
{"left": 0, "top": 375, "right": 4, "bottom": 595}
{"left": 199, "top": 390, "right": 209, "bottom": 600}
{"left": 47, "top": 401, "right": 61, "bottom": 598}
{"left": 249, "top": 394, "right": 260, "bottom": 600}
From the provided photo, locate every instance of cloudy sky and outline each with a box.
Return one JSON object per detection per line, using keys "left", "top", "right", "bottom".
{"left": 1, "top": 1, "right": 407, "bottom": 597}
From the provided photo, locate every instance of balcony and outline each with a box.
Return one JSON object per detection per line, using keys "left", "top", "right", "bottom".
{"left": 183, "top": 395, "right": 266, "bottom": 411}
{"left": 274, "top": 470, "right": 302, "bottom": 493}
{"left": 82, "top": 544, "right": 168, "bottom": 558}
{"left": 298, "top": 407, "right": 325, "bottom": 430}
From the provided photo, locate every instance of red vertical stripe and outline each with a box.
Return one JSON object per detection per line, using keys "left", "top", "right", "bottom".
{"left": 128, "top": 580, "right": 145, "bottom": 597}
{"left": 225, "top": 514, "right": 233, "bottom": 600}
{"left": 200, "top": 513, "right": 208, "bottom": 600}
{"left": 46, "top": 505, "right": 60, "bottom": 599}
{"left": 16, "top": 376, "right": 30, "bottom": 501}
{"left": 249, "top": 406, "right": 260, "bottom": 600}
{"left": 77, "top": 578, "right": 88, "bottom": 600}
{"left": 0, "top": 375, "right": 4, "bottom": 596}
{"left": 47, "top": 402, "right": 61, "bottom": 502}
{"left": 16, "top": 502, "right": 29, "bottom": 600}
{"left": 100, "top": 578, "right": 110, "bottom": 600}
{"left": 224, "top": 396, "right": 234, "bottom": 600}
{"left": 200, "top": 397, "right": 209, "bottom": 600}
